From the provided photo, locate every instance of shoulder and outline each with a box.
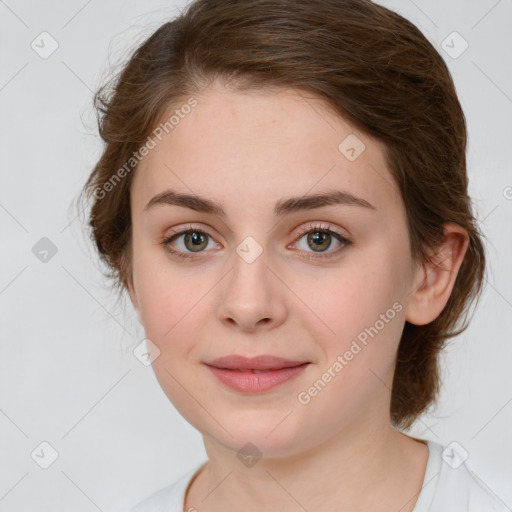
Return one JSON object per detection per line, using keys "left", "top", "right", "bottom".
{"left": 128, "top": 460, "right": 207, "bottom": 512}
{"left": 425, "top": 440, "right": 509, "bottom": 512}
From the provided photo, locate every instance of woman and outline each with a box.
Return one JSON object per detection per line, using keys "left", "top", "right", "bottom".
{"left": 79, "top": 0, "right": 507, "bottom": 510}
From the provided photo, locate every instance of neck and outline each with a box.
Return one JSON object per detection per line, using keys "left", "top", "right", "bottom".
{"left": 186, "top": 412, "right": 429, "bottom": 511}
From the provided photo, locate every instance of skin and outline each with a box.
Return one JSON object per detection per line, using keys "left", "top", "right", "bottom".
{"left": 126, "top": 81, "right": 469, "bottom": 511}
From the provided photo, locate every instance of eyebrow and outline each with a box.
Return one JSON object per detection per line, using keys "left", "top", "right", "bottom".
{"left": 143, "top": 189, "right": 376, "bottom": 217}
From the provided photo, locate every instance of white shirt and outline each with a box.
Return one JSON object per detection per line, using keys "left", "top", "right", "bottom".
{"left": 129, "top": 439, "right": 509, "bottom": 511}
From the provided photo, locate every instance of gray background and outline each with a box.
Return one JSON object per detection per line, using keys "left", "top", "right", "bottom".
{"left": 0, "top": 0, "right": 511, "bottom": 510}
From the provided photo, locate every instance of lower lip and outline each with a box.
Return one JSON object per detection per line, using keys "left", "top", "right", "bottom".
{"left": 206, "top": 363, "right": 310, "bottom": 393}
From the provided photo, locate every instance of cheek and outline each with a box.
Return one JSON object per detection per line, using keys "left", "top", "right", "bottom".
{"left": 134, "top": 268, "right": 221, "bottom": 383}
{"left": 291, "top": 255, "right": 405, "bottom": 379}
{"left": 133, "top": 241, "right": 207, "bottom": 331}
{"left": 293, "top": 267, "right": 404, "bottom": 422}
{"left": 296, "top": 261, "right": 400, "bottom": 333}
{"left": 138, "top": 277, "right": 202, "bottom": 339}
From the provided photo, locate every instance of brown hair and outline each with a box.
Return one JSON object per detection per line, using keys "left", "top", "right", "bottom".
{"left": 78, "top": 0, "right": 487, "bottom": 429}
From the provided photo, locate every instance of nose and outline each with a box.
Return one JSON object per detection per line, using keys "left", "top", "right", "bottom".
{"left": 216, "top": 248, "right": 288, "bottom": 333}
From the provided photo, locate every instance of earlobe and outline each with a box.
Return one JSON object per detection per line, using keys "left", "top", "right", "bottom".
{"left": 404, "top": 223, "right": 469, "bottom": 326}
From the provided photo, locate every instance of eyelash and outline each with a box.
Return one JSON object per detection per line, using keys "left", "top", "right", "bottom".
{"left": 160, "top": 222, "right": 352, "bottom": 261}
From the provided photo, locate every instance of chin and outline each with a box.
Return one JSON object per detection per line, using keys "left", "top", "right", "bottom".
{"left": 209, "top": 418, "right": 308, "bottom": 459}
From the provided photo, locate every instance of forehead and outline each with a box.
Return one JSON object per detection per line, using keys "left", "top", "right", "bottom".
{"left": 132, "top": 85, "right": 402, "bottom": 218}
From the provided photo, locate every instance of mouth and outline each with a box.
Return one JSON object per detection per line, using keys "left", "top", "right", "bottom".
{"left": 220, "top": 368, "right": 288, "bottom": 373}
{"left": 204, "top": 354, "right": 310, "bottom": 372}
{"left": 204, "top": 358, "right": 311, "bottom": 393}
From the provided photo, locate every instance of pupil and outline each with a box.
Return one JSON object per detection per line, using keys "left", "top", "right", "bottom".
{"left": 309, "top": 231, "right": 330, "bottom": 251}
{"left": 191, "top": 233, "right": 202, "bottom": 245}
{"left": 186, "top": 232, "right": 207, "bottom": 251}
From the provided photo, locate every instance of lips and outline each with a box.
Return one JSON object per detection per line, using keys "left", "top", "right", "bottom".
{"left": 205, "top": 354, "right": 309, "bottom": 371}
{"left": 205, "top": 356, "right": 311, "bottom": 392}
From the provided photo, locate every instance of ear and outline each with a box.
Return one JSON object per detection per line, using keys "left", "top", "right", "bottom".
{"left": 120, "top": 242, "right": 143, "bottom": 326}
{"left": 405, "top": 223, "right": 469, "bottom": 326}
{"left": 126, "top": 276, "right": 143, "bottom": 325}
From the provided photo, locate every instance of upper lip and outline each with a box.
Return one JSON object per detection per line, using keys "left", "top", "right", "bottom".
{"left": 205, "top": 355, "right": 309, "bottom": 371}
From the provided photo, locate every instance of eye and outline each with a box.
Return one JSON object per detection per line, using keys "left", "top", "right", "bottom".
{"left": 291, "top": 223, "right": 351, "bottom": 259}
{"left": 160, "top": 224, "right": 219, "bottom": 259}
{"left": 160, "top": 222, "right": 351, "bottom": 261}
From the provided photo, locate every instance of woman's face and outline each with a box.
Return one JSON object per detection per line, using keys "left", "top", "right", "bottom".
{"left": 127, "top": 83, "right": 422, "bottom": 457}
